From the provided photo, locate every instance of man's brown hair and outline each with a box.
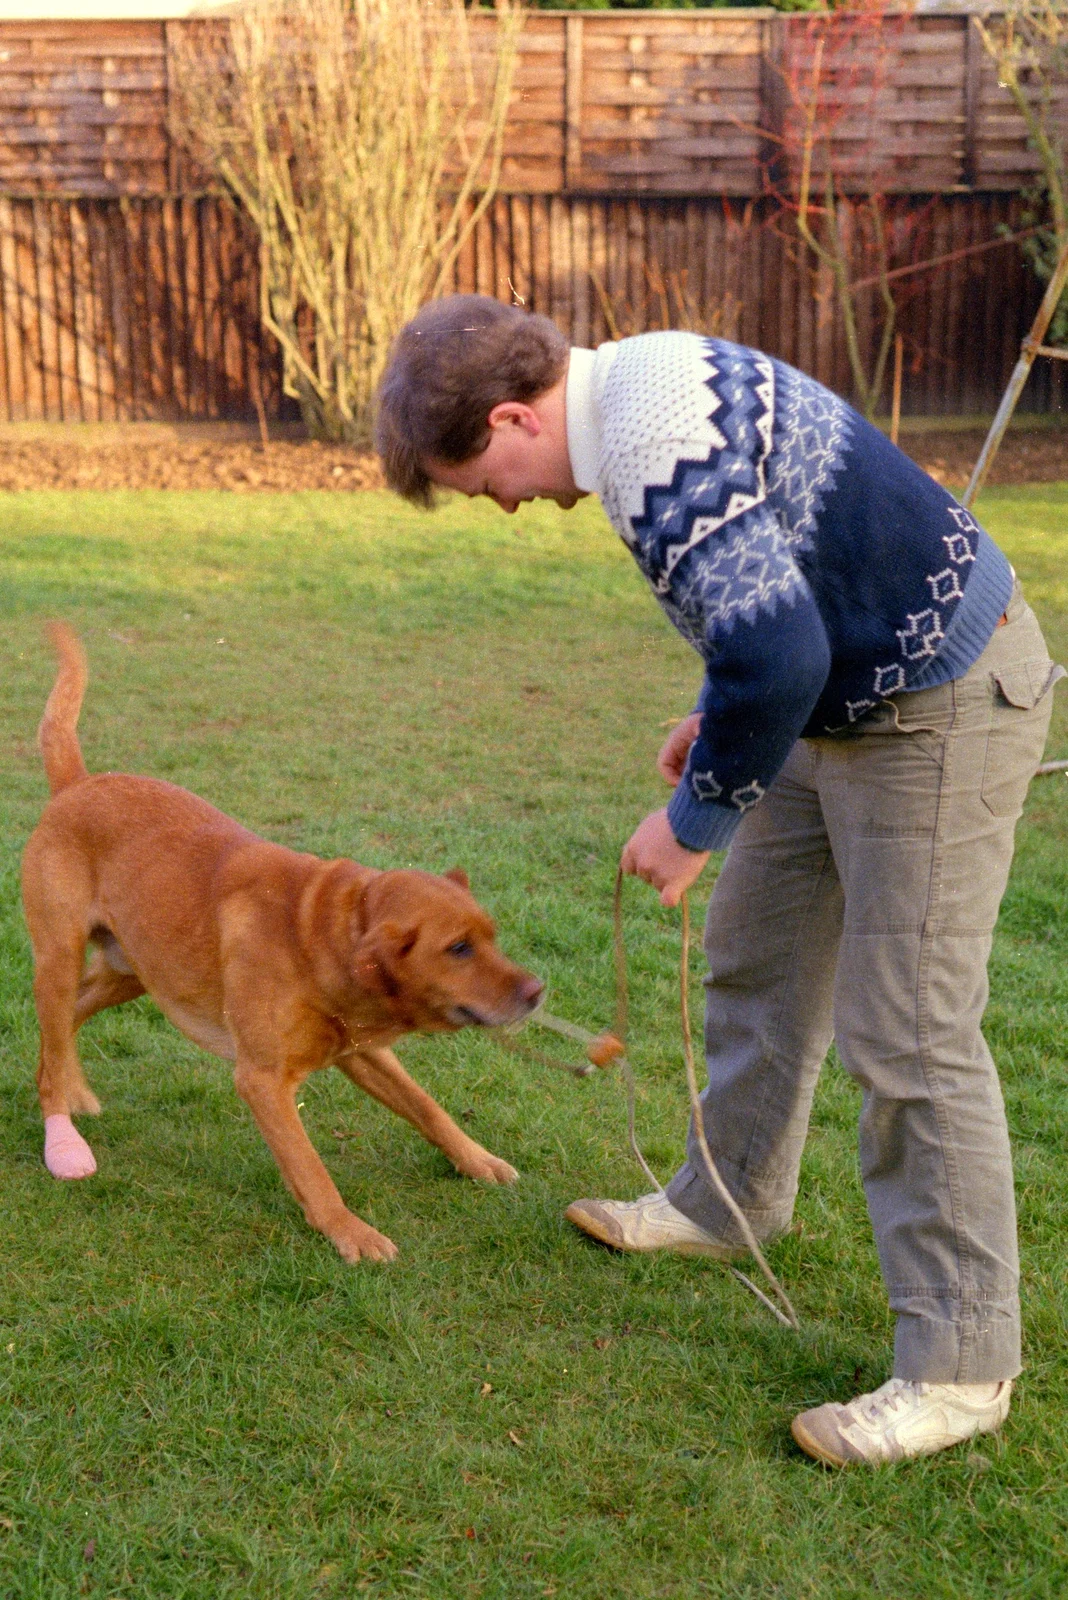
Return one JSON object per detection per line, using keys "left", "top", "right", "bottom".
{"left": 375, "top": 294, "right": 568, "bottom": 506}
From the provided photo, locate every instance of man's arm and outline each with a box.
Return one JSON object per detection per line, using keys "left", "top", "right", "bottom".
{"left": 657, "top": 507, "right": 832, "bottom": 854}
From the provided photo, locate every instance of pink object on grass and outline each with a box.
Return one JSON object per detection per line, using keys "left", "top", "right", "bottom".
{"left": 44, "top": 1114, "right": 97, "bottom": 1180}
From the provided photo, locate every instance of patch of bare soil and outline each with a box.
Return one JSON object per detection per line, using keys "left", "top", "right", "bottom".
{"left": 905, "top": 428, "right": 1068, "bottom": 489}
{"left": 0, "top": 430, "right": 384, "bottom": 493}
{"left": 0, "top": 422, "right": 1063, "bottom": 493}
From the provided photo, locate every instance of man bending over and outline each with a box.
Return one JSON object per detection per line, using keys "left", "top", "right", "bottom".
{"left": 374, "top": 294, "right": 1062, "bottom": 1467}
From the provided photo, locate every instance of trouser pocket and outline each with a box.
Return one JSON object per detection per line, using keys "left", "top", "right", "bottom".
{"left": 981, "top": 660, "right": 1064, "bottom": 816}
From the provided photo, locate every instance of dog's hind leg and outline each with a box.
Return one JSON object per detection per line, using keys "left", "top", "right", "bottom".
{"left": 337, "top": 1046, "right": 518, "bottom": 1185}
{"left": 53, "top": 954, "right": 146, "bottom": 1173}
{"left": 24, "top": 852, "right": 102, "bottom": 1177}
{"left": 75, "top": 948, "right": 146, "bottom": 1028}
{"left": 32, "top": 936, "right": 101, "bottom": 1179}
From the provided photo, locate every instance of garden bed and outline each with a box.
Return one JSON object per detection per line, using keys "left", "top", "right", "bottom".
{"left": 0, "top": 418, "right": 1063, "bottom": 494}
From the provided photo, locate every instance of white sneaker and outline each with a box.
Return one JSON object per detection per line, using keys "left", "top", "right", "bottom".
{"left": 564, "top": 1191, "right": 739, "bottom": 1259}
{"left": 791, "top": 1377, "right": 1012, "bottom": 1466}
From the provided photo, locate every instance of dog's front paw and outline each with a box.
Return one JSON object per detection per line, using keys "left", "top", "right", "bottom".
{"left": 456, "top": 1147, "right": 519, "bottom": 1185}
{"left": 330, "top": 1214, "right": 399, "bottom": 1264}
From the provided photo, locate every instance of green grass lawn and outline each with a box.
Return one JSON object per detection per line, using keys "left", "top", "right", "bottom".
{"left": 1, "top": 484, "right": 1067, "bottom": 1599}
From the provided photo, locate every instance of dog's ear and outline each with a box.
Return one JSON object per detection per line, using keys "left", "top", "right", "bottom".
{"left": 353, "top": 921, "right": 419, "bottom": 996}
{"left": 443, "top": 867, "right": 470, "bottom": 890}
{"left": 381, "top": 921, "right": 419, "bottom": 961}
{"left": 353, "top": 928, "right": 390, "bottom": 995}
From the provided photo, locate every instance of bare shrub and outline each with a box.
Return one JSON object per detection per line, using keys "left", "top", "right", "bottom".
{"left": 170, "top": 0, "right": 522, "bottom": 445}
{"left": 976, "top": 0, "right": 1068, "bottom": 344}
{"left": 767, "top": 7, "right": 922, "bottom": 422}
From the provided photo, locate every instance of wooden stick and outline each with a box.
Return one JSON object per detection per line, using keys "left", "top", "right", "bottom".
{"left": 505, "top": 871, "right": 801, "bottom": 1331}
{"left": 677, "top": 892, "right": 800, "bottom": 1331}
{"left": 890, "top": 332, "right": 903, "bottom": 446}
{"left": 962, "top": 237, "right": 1068, "bottom": 508}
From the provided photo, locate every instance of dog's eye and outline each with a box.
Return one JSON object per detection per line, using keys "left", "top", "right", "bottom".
{"left": 447, "top": 940, "right": 474, "bottom": 959}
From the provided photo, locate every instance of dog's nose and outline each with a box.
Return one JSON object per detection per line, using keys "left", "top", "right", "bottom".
{"left": 517, "top": 974, "right": 545, "bottom": 1011}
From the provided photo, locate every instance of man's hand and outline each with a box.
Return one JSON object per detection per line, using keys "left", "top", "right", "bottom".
{"left": 621, "top": 808, "right": 710, "bottom": 909}
{"left": 657, "top": 713, "right": 703, "bottom": 787}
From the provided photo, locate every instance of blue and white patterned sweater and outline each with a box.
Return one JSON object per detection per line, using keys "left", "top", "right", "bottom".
{"left": 565, "top": 333, "right": 1013, "bottom": 852}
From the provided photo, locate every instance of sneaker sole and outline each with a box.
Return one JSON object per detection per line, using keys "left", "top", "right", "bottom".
{"left": 789, "top": 1414, "right": 851, "bottom": 1468}
{"left": 791, "top": 1405, "right": 1008, "bottom": 1469}
{"left": 564, "top": 1202, "right": 738, "bottom": 1260}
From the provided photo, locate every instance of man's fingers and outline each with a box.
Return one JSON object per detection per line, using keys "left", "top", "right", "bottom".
{"left": 622, "top": 846, "right": 662, "bottom": 892}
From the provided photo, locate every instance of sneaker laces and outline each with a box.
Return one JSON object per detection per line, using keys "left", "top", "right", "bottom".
{"left": 852, "top": 1378, "right": 925, "bottom": 1426}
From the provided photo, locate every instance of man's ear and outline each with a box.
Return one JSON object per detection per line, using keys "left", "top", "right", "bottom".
{"left": 443, "top": 867, "right": 470, "bottom": 890}
{"left": 487, "top": 400, "right": 541, "bottom": 436}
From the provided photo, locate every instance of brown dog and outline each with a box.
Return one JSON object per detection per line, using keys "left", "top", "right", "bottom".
{"left": 22, "top": 624, "right": 543, "bottom": 1262}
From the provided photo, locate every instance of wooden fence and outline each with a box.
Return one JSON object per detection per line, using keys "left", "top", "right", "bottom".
{"left": 1, "top": 189, "right": 1059, "bottom": 425}
{"left": 0, "top": 11, "right": 1064, "bottom": 423}
{"left": 3, "top": 10, "right": 1063, "bottom": 198}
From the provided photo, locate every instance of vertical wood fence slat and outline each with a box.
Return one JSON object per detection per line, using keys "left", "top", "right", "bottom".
{"left": 55, "top": 205, "right": 78, "bottom": 421}
{"left": 115, "top": 200, "right": 138, "bottom": 418}
{"left": 15, "top": 199, "right": 44, "bottom": 419}
{"left": 180, "top": 196, "right": 202, "bottom": 418}
{"left": 509, "top": 194, "right": 530, "bottom": 311}
{"left": 88, "top": 203, "right": 115, "bottom": 421}
{"left": 0, "top": 202, "right": 11, "bottom": 421}
{"left": 550, "top": 194, "right": 571, "bottom": 330}
{"left": 160, "top": 196, "right": 185, "bottom": 415}
{"left": 200, "top": 196, "right": 221, "bottom": 419}
{"left": 33, "top": 201, "right": 59, "bottom": 420}
{"left": 127, "top": 199, "right": 151, "bottom": 416}
{"left": 216, "top": 200, "right": 239, "bottom": 414}
{"left": 1, "top": 199, "right": 25, "bottom": 419}
{"left": 70, "top": 202, "right": 97, "bottom": 420}
{"left": 0, "top": 190, "right": 1056, "bottom": 422}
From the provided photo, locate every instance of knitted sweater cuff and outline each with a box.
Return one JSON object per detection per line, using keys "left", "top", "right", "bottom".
{"left": 666, "top": 783, "right": 744, "bottom": 852}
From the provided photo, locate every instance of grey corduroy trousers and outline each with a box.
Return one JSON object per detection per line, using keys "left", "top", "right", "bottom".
{"left": 666, "top": 585, "right": 1063, "bottom": 1381}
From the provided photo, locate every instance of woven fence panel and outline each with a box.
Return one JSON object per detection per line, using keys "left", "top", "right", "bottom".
{"left": 776, "top": 13, "right": 968, "bottom": 195}
{"left": 0, "top": 13, "right": 1065, "bottom": 199}
{"left": 554, "top": 11, "right": 767, "bottom": 196}
{"left": 0, "top": 21, "right": 169, "bottom": 197}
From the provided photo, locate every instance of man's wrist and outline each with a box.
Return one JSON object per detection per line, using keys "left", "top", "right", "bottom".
{"left": 666, "top": 782, "right": 744, "bottom": 853}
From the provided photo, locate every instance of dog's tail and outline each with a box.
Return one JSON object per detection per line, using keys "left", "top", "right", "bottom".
{"left": 38, "top": 622, "right": 90, "bottom": 795}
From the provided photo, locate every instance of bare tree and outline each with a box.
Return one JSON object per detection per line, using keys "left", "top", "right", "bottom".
{"left": 171, "top": 0, "right": 522, "bottom": 445}
{"left": 976, "top": 0, "right": 1068, "bottom": 344}
{"left": 765, "top": 6, "right": 928, "bottom": 423}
